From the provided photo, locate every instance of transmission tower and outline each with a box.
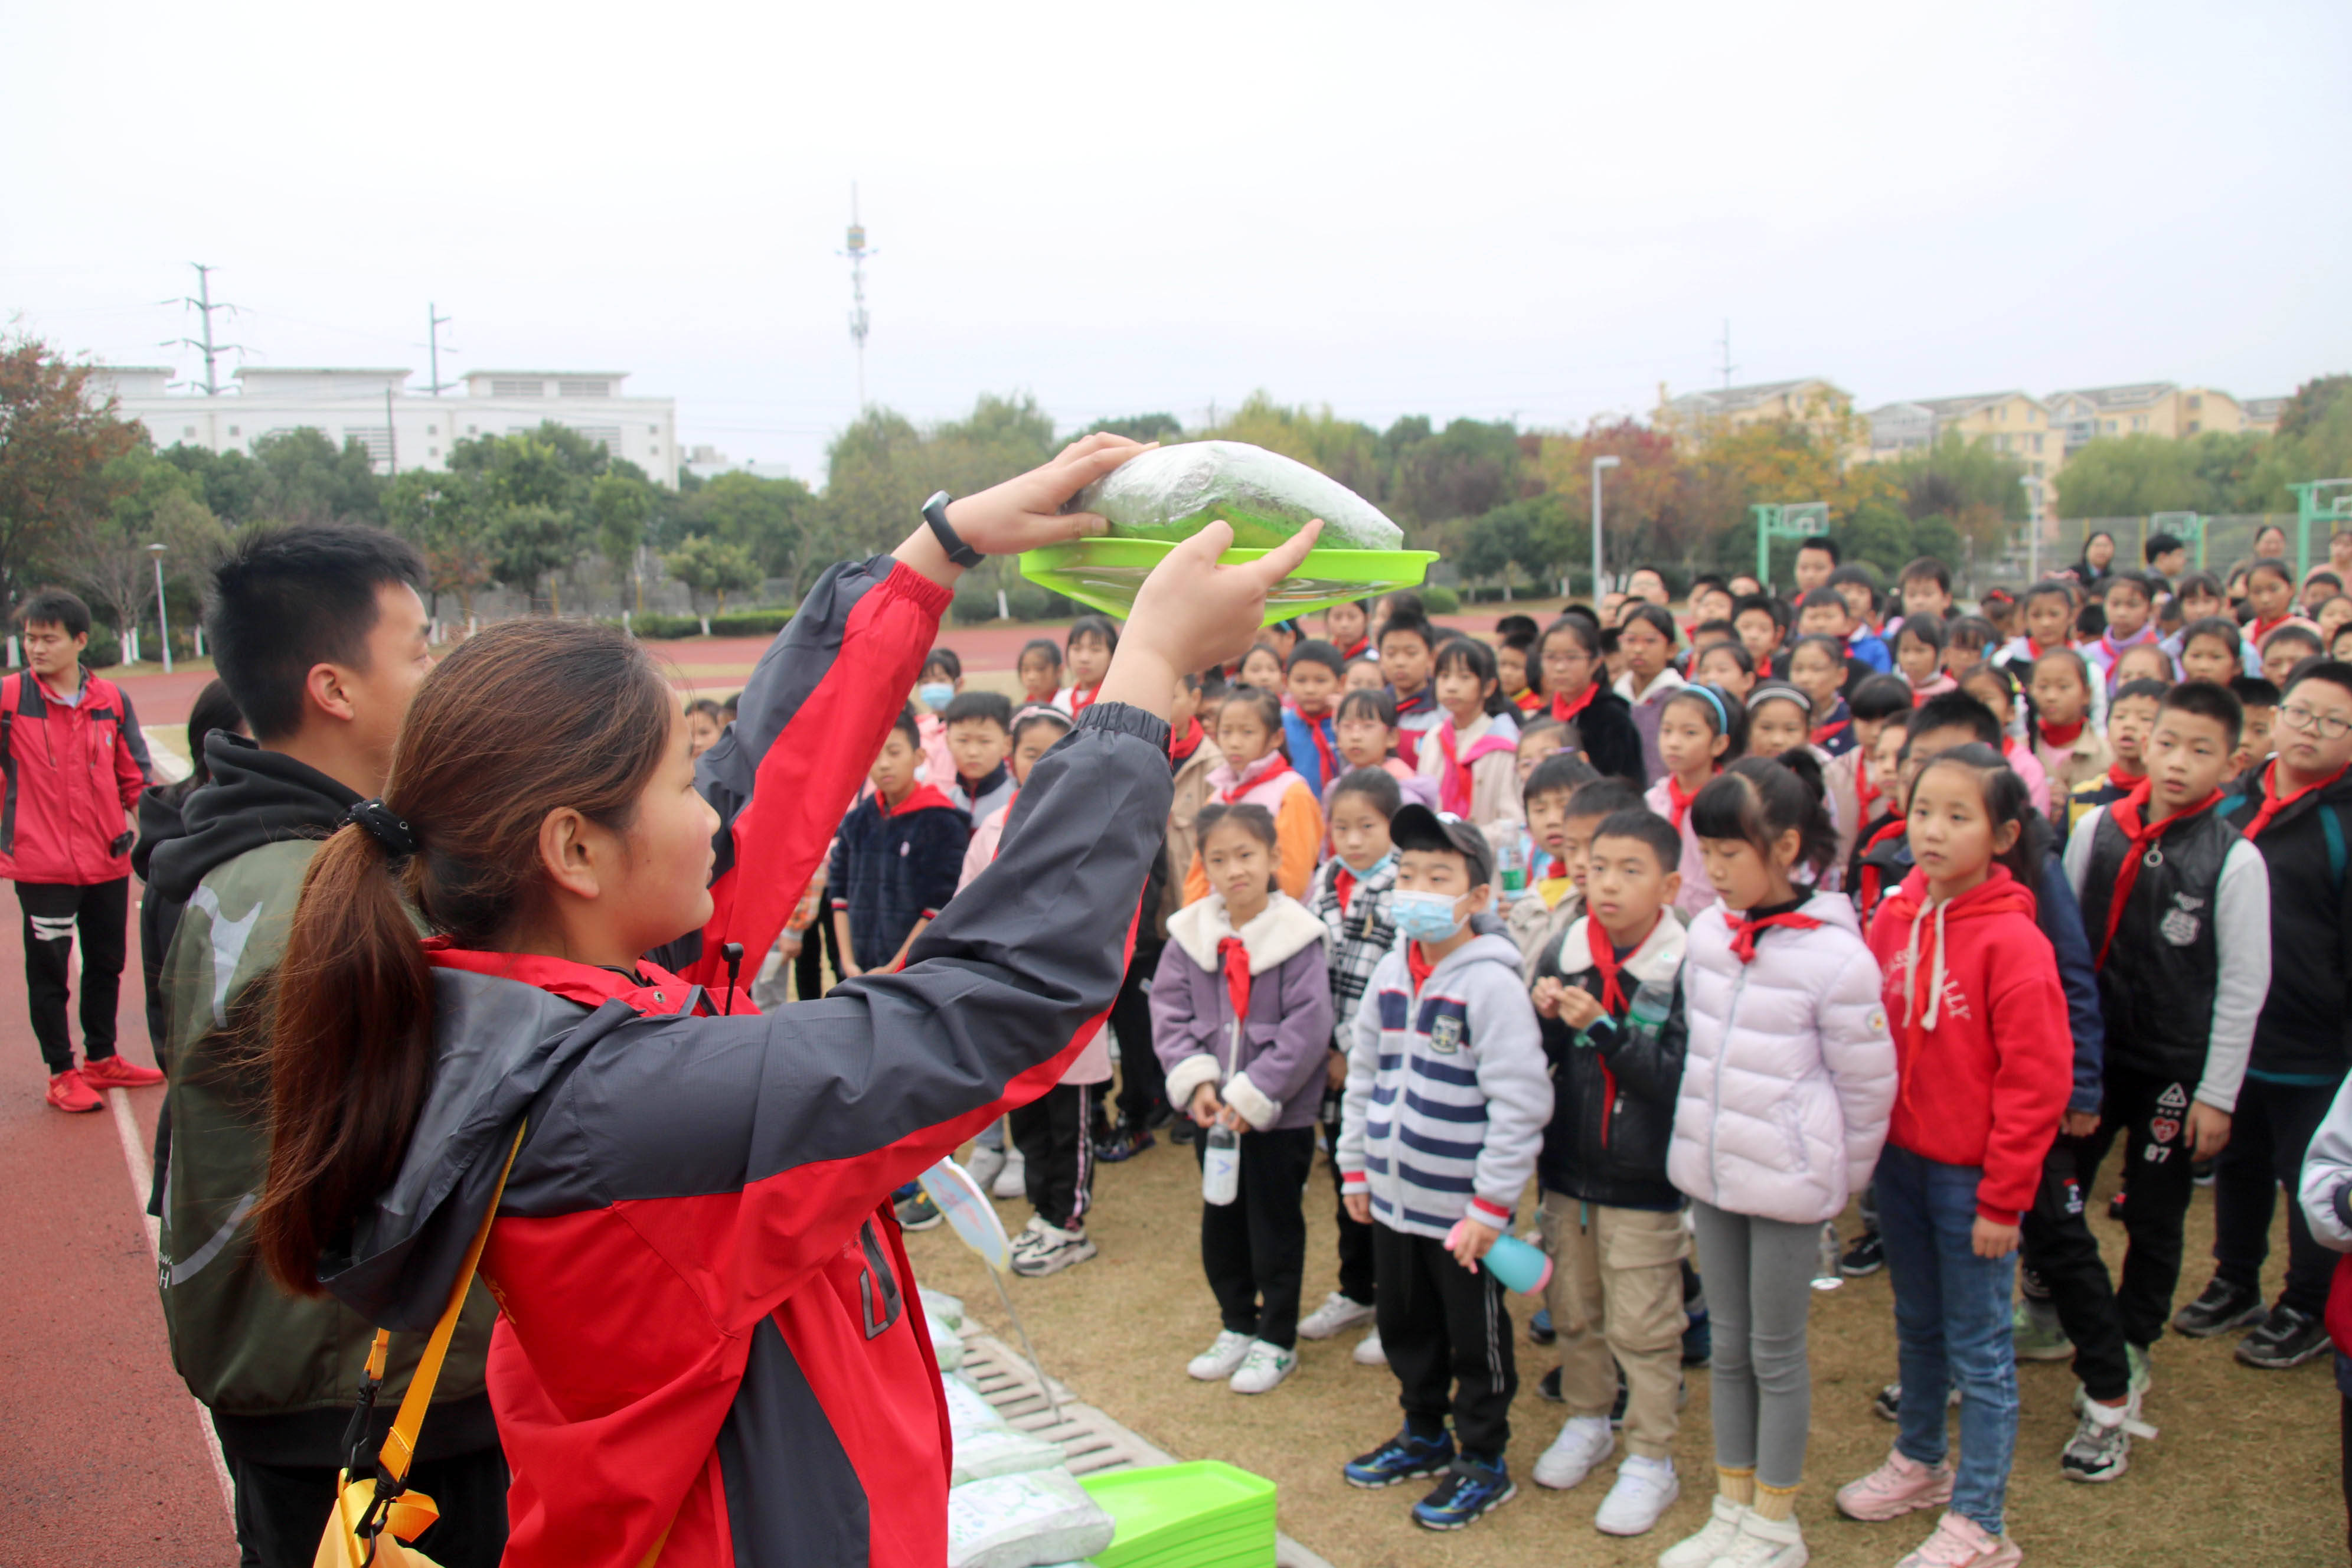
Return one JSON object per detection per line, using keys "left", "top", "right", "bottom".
{"left": 1716, "top": 318, "right": 1737, "bottom": 390}
{"left": 841, "top": 185, "right": 875, "bottom": 410}
{"left": 427, "top": 302, "right": 456, "bottom": 394}
{"left": 165, "top": 263, "right": 243, "bottom": 395}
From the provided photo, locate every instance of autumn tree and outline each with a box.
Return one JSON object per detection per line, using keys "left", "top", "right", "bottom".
{"left": 0, "top": 338, "right": 142, "bottom": 609}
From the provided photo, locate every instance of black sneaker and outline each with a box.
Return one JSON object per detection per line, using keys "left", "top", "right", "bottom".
{"left": 893, "top": 1191, "right": 944, "bottom": 1231}
{"left": 2171, "top": 1276, "right": 2268, "bottom": 1338}
{"left": 1412, "top": 1455, "right": 1517, "bottom": 1530}
{"left": 2107, "top": 1190, "right": 2126, "bottom": 1221}
{"left": 1536, "top": 1365, "right": 1563, "bottom": 1403}
{"left": 2236, "top": 1305, "right": 2331, "bottom": 1369}
{"left": 1528, "top": 1306, "right": 1556, "bottom": 1345}
{"left": 1344, "top": 1426, "right": 1455, "bottom": 1488}
{"left": 1094, "top": 1121, "right": 1155, "bottom": 1164}
{"left": 1872, "top": 1380, "right": 1901, "bottom": 1421}
{"left": 1169, "top": 1118, "right": 1197, "bottom": 1146}
{"left": 1840, "top": 1230, "right": 1884, "bottom": 1277}
{"left": 2191, "top": 1158, "right": 2216, "bottom": 1188}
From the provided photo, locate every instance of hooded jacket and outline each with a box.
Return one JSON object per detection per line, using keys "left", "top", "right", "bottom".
{"left": 1152, "top": 892, "right": 1332, "bottom": 1131}
{"left": 1868, "top": 867, "right": 2074, "bottom": 1221}
{"left": 324, "top": 697, "right": 1174, "bottom": 1568}
{"left": 132, "top": 777, "right": 197, "bottom": 1067}
{"left": 2222, "top": 760, "right": 2352, "bottom": 1083}
{"left": 827, "top": 781, "right": 971, "bottom": 971}
{"left": 1533, "top": 912, "right": 1689, "bottom": 1209}
{"left": 1335, "top": 919, "right": 1550, "bottom": 1240}
{"left": 1415, "top": 710, "right": 1523, "bottom": 828}
{"left": 0, "top": 666, "right": 148, "bottom": 885}
{"left": 1547, "top": 682, "right": 1647, "bottom": 788}
{"left": 146, "top": 732, "right": 501, "bottom": 1465}
{"left": 1668, "top": 892, "right": 1896, "bottom": 1226}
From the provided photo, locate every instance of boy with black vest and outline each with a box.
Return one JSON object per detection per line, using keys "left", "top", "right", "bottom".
{"left": 2177, "top": 659, "right": 2352, "bottom": 1371}
{"left": 2063, "top": 680, "right": 2270, "bottom": 1468}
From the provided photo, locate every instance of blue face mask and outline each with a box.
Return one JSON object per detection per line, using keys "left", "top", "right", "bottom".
{"left": 919, "top": 682, "right": 956, "bottom": 712}
{"left": 1390, "top": 888, "right": 1465, "bottom": 942}
{"left": 1344, "top": 848, "right": 1398, "bottom": 878}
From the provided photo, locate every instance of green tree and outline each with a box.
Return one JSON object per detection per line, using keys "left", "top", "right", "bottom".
{"left": 486, "top": 502, "right": 590, "bottom": 615}
{"left": 677, "top": 471, "right": 813, "bottom": 583}
{"left": 590, "top": 471, "right": 657, "bottom": 612}
{"left": 0, "top": 337, "right": 143, "bottom": 607}
{"left": 662, "top": 534, "right": 761, "bottom": 633}
{"left": 244, "top": 427, "right": 386, "bottom": 524}
{"left": 2053, "top": 436, "right": 2206, "bottom": 518}
{"left": 1069, "top": 412, "right": 1184, "bottom": 443}
{"left": 387, "top": 470, "right": 495, "bottom": 623}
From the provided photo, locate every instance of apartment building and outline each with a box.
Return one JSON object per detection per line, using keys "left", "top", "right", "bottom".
{"left": 1864, "top": 391, "right": 2064, "bottom": 479}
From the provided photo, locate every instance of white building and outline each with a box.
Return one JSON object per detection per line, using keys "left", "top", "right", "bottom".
{"left": 90, "top": 365, "right": 680, "bottom": 487}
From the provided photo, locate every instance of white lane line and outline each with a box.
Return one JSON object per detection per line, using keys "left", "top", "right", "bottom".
{"left": 107, "top": 1087, "right": 237, "bottom": 1517}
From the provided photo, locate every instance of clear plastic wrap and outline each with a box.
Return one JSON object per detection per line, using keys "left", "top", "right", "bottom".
{"left": 1070, "top": 440, "right": 1404, "bottom": 551}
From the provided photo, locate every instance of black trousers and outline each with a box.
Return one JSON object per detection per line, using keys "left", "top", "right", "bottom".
{"left": 17, "top": 877, "right": 128, "bottom": 1073}
{"left": 1373, "top": 1221, "right": 1517, "bottom": 1460}
{"left": 1008, "top": 1080, "right": 1095, "bottom": 1230}
{"left": 2076, "top": 1061, "right": 2201, "bottom": 1348}
{"left": 1110, "top": 942, "right": 1165, "bottom": 1129}
{"left": 791, "top": 908, "right": 845, "bottom": 1002}
{"left": 2214, "top": 1074, "right": 2346, "bottom": 1319}
{"left": 2018, "top": 1131, "right": 2135, "bottom": 1402}
{"left": 231, "top": 1448, "right": 508, "bottom": 1568}
{"left": 1322, "top": 1099, "right": 1376, "bottom": 1306}
{"left": 1196, "top": 1124, "right": 1314, "bottom": 1349}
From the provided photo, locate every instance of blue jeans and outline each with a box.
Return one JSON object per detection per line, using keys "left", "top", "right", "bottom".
{"left": 1876, "top": 1144, "right": 2019, "bottom": 1536}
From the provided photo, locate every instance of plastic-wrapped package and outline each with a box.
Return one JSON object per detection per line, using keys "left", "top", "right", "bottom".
{"left": 942, "top": 1374, "right": 1008, "bottom": 1438}
{"left": 929, "top": 1309, "right": 966, "bottom": 1372}
{"left": 1070, "top": 441, "right": 1404, "bottom": 551}
{"left": 950, "top": 1426, "right": 1068, "bottom": 1487}
{"left": 945, "top": 1469, "right": 1119, "bottom": 1568}
{"left": 919, "top": 1286, "right": 965, "bottom": 1329}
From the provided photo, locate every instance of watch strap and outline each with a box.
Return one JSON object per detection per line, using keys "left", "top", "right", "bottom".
{"left": 921, "top": 491, "right": 983, "bottom": 568}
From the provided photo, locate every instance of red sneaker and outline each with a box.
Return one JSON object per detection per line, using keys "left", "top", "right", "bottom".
{"left": 80, "top": 1053, "right": 164, "bottom": 1089}
{"left": 46, "top": 1069, "right": 103, "bottom": 1113}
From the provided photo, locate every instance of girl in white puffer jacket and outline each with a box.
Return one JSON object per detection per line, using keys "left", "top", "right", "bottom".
{"left": 1657, "top": 752, "right": 1896, "bottom": 1568}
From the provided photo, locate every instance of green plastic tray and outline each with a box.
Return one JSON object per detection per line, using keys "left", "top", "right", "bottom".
{"left": 1079, "top": 1462, "right": 1278, "bottom": 1568}
{"left": 1020, "top": 539, "right": 1438, "bottom": 627}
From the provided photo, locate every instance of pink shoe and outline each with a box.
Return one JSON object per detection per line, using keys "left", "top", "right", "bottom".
{"left": 1836, "top": 1446, "right": 1955, "bottom": 1522}
{"left": 1896, "top": 1511, "right": 2022, "bottom": 1567}
{"left": 80, "top": 1053, "right": 164, "bottom": 1089}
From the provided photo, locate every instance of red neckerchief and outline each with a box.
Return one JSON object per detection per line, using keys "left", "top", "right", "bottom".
{"left": 2250, "top": 613, "right": 2294, "bottom": 647}
{"left": 1393, "top": 685, "right": 1432, "bottom": 717}
{"left": 2026, "top": 637, "right": 2050, "bottom": 661}
{"left": 423, "top": 942, "right": 744, "bottom": 1017}
{"left": 2040, "top": 718, "right": 2087, "bottom": 750}
{"left": 1812, "top": 717, "right": 1851, "bottom": 747}
{"left": 1435, "top": 723, "right": 1476, "bottom": 815}
{"left": 1067, "top": 681, "right": 1102, "bottom": 716}
{"left": 2243, "top": 757, "right": 2351, "bottom": 841}
{"left": 1406, "top": 939, "right": 1437, "bottom": 994}
{"left": 1332, "top": 862, "right": 1358, "bottom": 917}
{"left": 1664, "top": 769, "right": 1713, "bottom": 831}
{"left": 1218, "top": 935, "right": 1253, "bottom": 1021}
{"left": 1856, "top": 815, "right": 1907, "bottom": 914}
{"left": 1585, "top": 914, "right": 1652, "bottom": 1015}
{"left": 2096, "top": 780, "right": 2224, "bottom": 966}
{"left": 1170, "top": 716, "right": 1204, "bottom": 763}
{"left": 880, "top": 782, "right": 956, "bottom": 818}
{"left": 1300, "top": 711, "right": 1341, "bottom": 785}
{"left": 1338, "top": 636, "right": 1370, "bottom": 661}
{"left": 1856, "top": 763, "right": 1883, "bottom": 827}
{"left": 2105, "top": 763, "right": 2142, "bottom": 793}
{"left": 1220, "top": 752, "right": 1295, "bottom": 804}
{"left": 1550, "top": 683, "right": 1598, "bottom": 724}
{"left": 1726, "top": 907, "right": 1822, "bottom": 964}
{"left": 1510, "top": 687, "right": 1544, "bottom": 715}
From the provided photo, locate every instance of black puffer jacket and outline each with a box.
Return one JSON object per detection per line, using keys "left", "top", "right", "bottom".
{"left": 1532, "top": 911, "right": 1688, "bottom": 1210}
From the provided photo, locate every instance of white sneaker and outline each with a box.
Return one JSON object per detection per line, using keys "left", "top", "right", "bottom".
{"left": 1532, "top": 1415, "right": 1614, "bottom": 1490}
{"left": 1351, "top": 1327, "right": 1388, "bottom": 1366}
{"left": 1297, "top": 1292, "right": 1376, "bottom": 1340}
{"left": 1710, "top": 1508, "right": 1806, "bottom": 1568}
{"left": 1658, "top": 1494, "right": 1748, "bottom": 1568}
{"left": 1595, "top": 1456, "right": 1679, "bottom": 1536}
{"left": 1228, "top": 1340, "right": 1297, "bottom": 1394}
{"left": 1008, "top": 1221, "right": 1095, "bottom": 1278}
{"left": 963, "top": 1144, "right": 1007, "bottom": 1191}
{"left": 1005, "top": 1215, "right": 1048, "bottom": 1257}
{"left": 991, "top": 1150, "right": 1027, "bottom": 1200}
{"left": 1188, "top": 1329, "right": 1255, "bottom": 1381}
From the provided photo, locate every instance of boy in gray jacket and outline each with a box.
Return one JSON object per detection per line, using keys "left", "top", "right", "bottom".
{"left": 1337, "top": 805, "right": 1551, "bottom": 1531}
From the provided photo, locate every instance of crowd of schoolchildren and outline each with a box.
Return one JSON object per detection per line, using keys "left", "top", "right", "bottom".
{"left": 765, "top": 525, "right": 2352, "bottom": 1568}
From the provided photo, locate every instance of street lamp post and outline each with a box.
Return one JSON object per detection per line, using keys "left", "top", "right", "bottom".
{"left": 148, "top": 544, "right": 171, "bottom": 674}
{"left": 2018, "top": 476, "right": 2041, "bottom": 582}
{"left": 1590, "top": 455, "right": 1621, "bottom": 600}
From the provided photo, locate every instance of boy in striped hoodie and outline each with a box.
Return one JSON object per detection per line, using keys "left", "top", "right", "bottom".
{"left": 1337, "top": 805, "right": 1550, "bottom": 1531}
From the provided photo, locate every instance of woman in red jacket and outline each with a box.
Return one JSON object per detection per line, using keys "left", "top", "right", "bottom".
{"left": 250, "top": 435, "right": 1323, "bottom": 1568}
{"left": 1835, "top": 743, "right": 2073, "bottom": 1568}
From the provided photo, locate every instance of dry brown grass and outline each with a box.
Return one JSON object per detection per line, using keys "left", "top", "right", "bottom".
{"left": 905, "top": 1134, "right": 2341, "bottom": 1568}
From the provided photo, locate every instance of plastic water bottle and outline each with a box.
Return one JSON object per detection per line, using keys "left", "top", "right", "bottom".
{"left": 1202, "top": 1124, "right": 1240, "bottom": 1206}
{"left": 1623, "top": 977, "right": 1675, "bottom": 1047}
{"left": 1811, "top": 1221, "right": 1844, "bottom": 1292}
{"left": 1497, "top": 832, "right": 1528, "bottom": 901}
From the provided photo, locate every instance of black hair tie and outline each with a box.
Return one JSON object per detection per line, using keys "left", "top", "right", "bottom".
{"left": 346, "top": 799, "right": 420, "bottom": 859}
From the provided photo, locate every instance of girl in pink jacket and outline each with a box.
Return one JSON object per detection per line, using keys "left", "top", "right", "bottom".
{"left": 1659, "top": 753, "right": 1896, "bottom": 1568}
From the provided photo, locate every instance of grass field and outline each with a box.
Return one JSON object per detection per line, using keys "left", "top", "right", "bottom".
{"left": 904, "top": 1128, "right": 2341, "bottom": 1568}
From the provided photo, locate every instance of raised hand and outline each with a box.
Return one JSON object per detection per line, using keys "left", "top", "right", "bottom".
{"left": 893, "top": 433, "right": 1156, "bottom": 584}
{"left": 1095, "top": 518, "right": 1325, "bottom": 721}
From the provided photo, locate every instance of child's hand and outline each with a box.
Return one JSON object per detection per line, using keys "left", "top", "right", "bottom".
{"left": 1449, "top": 1217, "right": 1501, "bottom": 1271}
{"left": 1552, "top": 987, "right": 1605, "bottom": 1032}
{"left": 839, "top": 961, "right": 863, "bottom": 979}
{"left": 2062, "top": 1110, "right": 2099, "bottom": 1139}
{"left": 1190, "top": 1082, "right": 1225, "bottom": 1127}
{"left": 776, "top": 934, "right": 803, "bottom": 963}
{"left": 1100, "top": 518, "right": 1325, "bottom": 716}
{"left": 1530, "top": 977, "right": 1566, "bottom": 1018}
{"left": 1344, "top": 1193, "right": 1372, "bottom": 1225}
{"left": 1971, "top": 1217, "right": 2021, "bottom": 1259}
{"left": 1325, "top": 1050, "right": 1348, "bottom": 1090}
{"left": 2186, "top": 1103, "right": 2231, "bottom": 1159}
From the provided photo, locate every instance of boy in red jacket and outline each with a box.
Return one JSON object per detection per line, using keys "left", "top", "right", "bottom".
{"left": 4, "top": 590, "right": 158, "bottom": 1112}
{"left": 1837, "top": 743, "right": 2072, "bottom": 1568}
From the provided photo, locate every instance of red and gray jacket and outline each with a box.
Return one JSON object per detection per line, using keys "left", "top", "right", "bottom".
{"left": 319, "top": 556, "right": 1175, "bottom": 1568}
{"left": 0, "top": 667, "right": 148, "bottom": 884}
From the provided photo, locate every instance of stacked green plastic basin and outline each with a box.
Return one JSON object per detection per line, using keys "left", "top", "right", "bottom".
{"left": 1079, "top": 1462, "right": 1278, "bottom": 1568}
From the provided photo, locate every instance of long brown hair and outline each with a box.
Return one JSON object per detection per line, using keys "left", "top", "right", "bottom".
{"left": 253, "top": 619, "right": 676, "bottom": 1293}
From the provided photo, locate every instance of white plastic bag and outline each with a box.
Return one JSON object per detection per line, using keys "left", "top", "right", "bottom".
{"left": 942, "top": 1374, "right": 1007, "bottom": 1438}
{"left": 950, "top": 1426, "right": 1067, "bottom": 1487}
{"left": 945, "top": 1468, "right": 1118, "bottom": 1568}
{"left": 920, "top": 1286, "right": 966, "bottom": 1329}
{"left": 929, "top": 1308, "right": 966, "bottom": 1371}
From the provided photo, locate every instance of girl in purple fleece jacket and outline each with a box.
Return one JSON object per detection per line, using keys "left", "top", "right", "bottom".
{"left": 1154, "top": 802, "right": 1334, "bottom": 1396}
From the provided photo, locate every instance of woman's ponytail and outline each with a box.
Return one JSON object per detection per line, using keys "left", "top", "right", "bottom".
{"left": 253, "top": 819, "right": 435, "bottom": 1293}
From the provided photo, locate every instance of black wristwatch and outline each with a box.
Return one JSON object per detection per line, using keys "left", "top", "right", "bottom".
{"left": 921, "top": 490, "right": 983, "bottom": 568}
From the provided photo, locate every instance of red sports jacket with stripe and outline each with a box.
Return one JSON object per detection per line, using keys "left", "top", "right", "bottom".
{"left": 319, "top": 556, "right": 1174, "bottom": 1568}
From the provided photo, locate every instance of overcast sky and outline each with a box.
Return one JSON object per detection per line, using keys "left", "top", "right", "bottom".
{"left": 6, "top": 1, "right": 2348, "bottom": 482}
